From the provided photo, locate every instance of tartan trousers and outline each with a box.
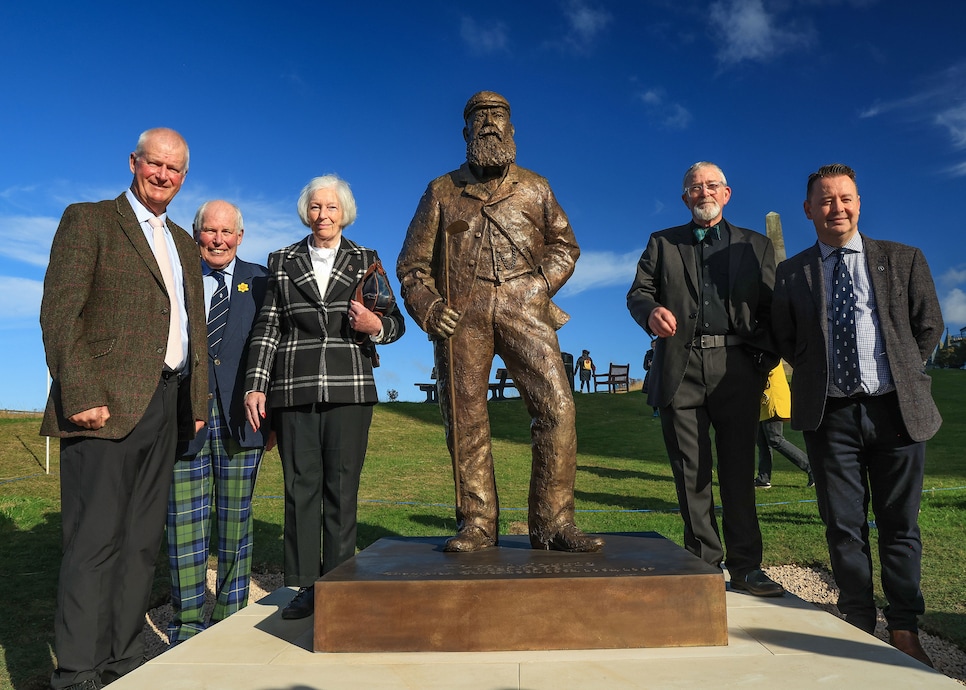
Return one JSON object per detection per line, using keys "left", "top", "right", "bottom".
{"left": 165, "top": 398, "right": 263, "bottom": 643}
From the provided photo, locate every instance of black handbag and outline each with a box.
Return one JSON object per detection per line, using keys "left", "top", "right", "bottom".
{"left": 352, "top": 259, "right": 396, "bottom": 367}
{"left": 354, "top": 258, "right": 395, "bottom": 316}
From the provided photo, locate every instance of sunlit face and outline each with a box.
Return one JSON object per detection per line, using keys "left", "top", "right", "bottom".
{"left": 128, "top": 130, "right": 188, "bottom": 215}
{"left": 681, "top": 165, "right": 731, "bottom": 226}
{"left": 195, "top": 201, "right": 243, "bottom": 270}
{"left": 804, "top": 175, "right": 860, "bottom": 247}
{"left": 307, "top": 187, "right": 344, "bottom": 249}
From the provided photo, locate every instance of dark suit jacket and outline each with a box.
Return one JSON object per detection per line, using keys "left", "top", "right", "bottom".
{"left": 627, "top": 219, "right": 777, "bottom": 408}
{"left": 245, "top": 235, "right": 405, "bottom": 408}
{"left": 40, "top": 193, "right": 208, "bottom": 440}
{"left": 772, "top": 235, "right": 943, "bottom": 442}
{"left": 183, "top": 258, "right": 269, "bottom": 456}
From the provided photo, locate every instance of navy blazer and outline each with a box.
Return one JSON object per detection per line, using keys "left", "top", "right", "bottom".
{"left": 182, "top": 258, "right": 269, "bottom": 456}
{"left": 772, "top": 235, "right": 943, "bottom": 442}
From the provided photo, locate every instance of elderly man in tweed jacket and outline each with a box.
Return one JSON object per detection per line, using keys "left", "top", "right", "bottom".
{"left": 41, "top": 128, "right": 207, "bottom": 690}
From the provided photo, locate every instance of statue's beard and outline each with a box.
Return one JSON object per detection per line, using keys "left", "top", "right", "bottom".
{"left": 466, "top": 133, "right": 516, "bottom": 168}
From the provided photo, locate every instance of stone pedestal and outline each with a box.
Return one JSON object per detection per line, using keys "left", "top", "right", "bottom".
{"left": 313, "top": 532, "right": 726, "bottom": 653}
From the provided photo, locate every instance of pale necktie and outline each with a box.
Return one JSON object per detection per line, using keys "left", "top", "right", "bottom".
{"left": 149, "top": 216, "right": 182, "bottom": 370}
{"left": 831, "top": 248, "right": 860, "bottom": 395}
{"left": 207, "top": 270, "right": 229, "bottom": 354}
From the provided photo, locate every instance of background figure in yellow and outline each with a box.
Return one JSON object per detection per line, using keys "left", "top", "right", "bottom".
{"left": 756, "top": 364, "right": 813, "bottom": 488}
{"left": 575, "top": 349, "right": 595, "bottom": 393}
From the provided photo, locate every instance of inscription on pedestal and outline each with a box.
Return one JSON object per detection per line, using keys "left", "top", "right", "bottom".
{"left": 314, "top": 532, "right": 727, "bottom": 653}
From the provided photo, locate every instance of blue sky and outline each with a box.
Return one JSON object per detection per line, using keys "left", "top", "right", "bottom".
{"left": 2, "top": 0, "right": 965, "bottom": 410}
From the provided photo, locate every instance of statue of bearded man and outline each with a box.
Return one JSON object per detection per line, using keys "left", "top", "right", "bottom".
{"left": 396, "top": 91, "right": 603, "bottom": 554}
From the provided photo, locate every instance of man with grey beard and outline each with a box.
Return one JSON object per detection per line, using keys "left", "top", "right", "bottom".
{"left": 627, "top": 162, "right": 784, "bottom": 597}
{"left": 397, "top": 91, "right": 603, "bottom": 554}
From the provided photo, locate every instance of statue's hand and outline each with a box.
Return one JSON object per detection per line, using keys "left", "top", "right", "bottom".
{"left": 427, "top": 301, "right": 461, "bottom": 339}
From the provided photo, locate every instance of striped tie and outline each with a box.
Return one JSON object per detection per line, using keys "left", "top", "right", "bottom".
{"left": 207, "top": 270, "right": 229, "bottom": 354}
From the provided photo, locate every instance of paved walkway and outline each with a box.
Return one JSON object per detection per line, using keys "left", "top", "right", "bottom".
{"left": 111, "top": 582, "right": 956, "bottom": 689}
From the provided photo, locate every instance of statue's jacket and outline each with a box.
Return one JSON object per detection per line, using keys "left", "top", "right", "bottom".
{"left": 397, "top": 163, "right": 579, "bottom": 330}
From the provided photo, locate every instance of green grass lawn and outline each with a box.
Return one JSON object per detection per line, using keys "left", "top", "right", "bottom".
{"left": 1, "top": 369, "right": 964, "bottom": 689}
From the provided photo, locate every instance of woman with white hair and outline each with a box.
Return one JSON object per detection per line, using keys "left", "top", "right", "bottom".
{"left": 244, "top": 174, "right": 405, "bottom": 620}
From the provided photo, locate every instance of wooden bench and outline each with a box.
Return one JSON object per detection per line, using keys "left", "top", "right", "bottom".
{"left": 593, "top": 363, "right": 630, "bottom": 393}
{"left": 413, "top": 382, "right": 438, "bottom": 403}
{"left": 488, "top": 368, "right": 516, "bottom": 400}
{"left": 414, "top": 367, "right": 438, "bottom": 403}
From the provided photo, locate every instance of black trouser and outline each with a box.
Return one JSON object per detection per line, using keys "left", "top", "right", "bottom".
{"left": 804, "top": 392, "right": 926, "bottom": 633}
{"left": 52, "top": 375, "right": 180, "bottom": 689}
{"left": 275, "top": 402, "right": 373, "bottom": 586}
{"left": 660, "top": 345, "right": 766, "bottom": 577}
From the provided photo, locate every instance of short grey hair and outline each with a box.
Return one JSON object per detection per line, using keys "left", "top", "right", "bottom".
{"left": 297, "top": 174, "right": 357, "bottom": 228}
{"left": 193, "top": 200, "right": 244, "bottom": 235}
{"left": 134, "top": 128, "right": 190, "bottom": 173}
{"left": 682, "top": 161, "right": 727, "bottom": 192}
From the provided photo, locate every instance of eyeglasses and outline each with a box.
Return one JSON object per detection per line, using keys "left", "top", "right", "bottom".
{"left": 686, "top": 182, "right": 725, "bottom": 195}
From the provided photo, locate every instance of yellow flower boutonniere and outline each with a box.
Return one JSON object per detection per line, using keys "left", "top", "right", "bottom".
{"left": 237, "top": 282, "right": 250, "bottom": 293}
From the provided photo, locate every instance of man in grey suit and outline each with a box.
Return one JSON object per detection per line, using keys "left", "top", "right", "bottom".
{"left": 627, "top": 161, "right": 784, "bottom": 597}
{"left": 165, "top": 200, "right": 269, "bottom": 644}
{"left": 772, "top": 163, "right": 943, "bottom": 667}
{"left": 41, "top": 128, "right": 207, "bottom": 689}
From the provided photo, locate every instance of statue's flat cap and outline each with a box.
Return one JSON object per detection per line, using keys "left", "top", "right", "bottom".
{"left": 463, "top": 91, "right": 510, "bottom": 121}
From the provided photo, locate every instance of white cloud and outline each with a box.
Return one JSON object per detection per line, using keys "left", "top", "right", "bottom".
{"left": 935, "top": 102, "right": 966, "bottom": 148}
{"left": 0, "top": 214, "right": 59, "bottom": 267}
{"left": 636, "top": 88, "right": 692, "bottom": 130}
{"left": 559, "top": 247, "right": 642, "bottom": 297}
{"left": 860, "top": 60, "right": 966, "bottom": 173}
{"left": 939, "top": 265, "right": 966, "bottom": 289}
{"left": 941, "top": 288, "right": 966, "bottom": 330}
{"left": 709, "top": 0, "right": 814, "bottom": 67}
{"left": 563, "top": 0, "right": 612, "bottom": 49}
{"left": 460, "top": 16, "right": 510, "bottom": 56}
{"left": 0, "top": 277, "right": 43, "bottom": 323}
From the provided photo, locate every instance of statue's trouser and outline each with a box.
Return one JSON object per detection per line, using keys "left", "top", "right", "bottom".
{"left": 435, "top": 275, "right": 577, "bottom": 543}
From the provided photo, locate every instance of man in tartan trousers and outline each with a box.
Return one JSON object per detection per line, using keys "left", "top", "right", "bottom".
{"left": 165, "top": 200, "right": 270, "bottom": 644}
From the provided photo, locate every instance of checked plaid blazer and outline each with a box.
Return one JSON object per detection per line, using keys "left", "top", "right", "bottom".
{"left": 244, "top": 235, "right": 405, "bottom": 407}
{"left": 40, "top": 193, "right": 208, "bottom": 441}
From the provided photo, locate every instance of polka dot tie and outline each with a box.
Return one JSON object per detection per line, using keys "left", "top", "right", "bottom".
{"left": 831, "top": 248, "right": 860, "bottom": 395}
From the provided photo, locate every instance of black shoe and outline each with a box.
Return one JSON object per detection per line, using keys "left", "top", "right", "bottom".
{"left": 281, "top": 586, "right": 315, "bottom": 619}
{"left": 754, "top": 477, "right": 771, "bottom": 488}
{"left": 806, "top": 473, "right": 815, "bottom": 488}
{"left": 730, "top": 569, "right": 785, "bottom": 597}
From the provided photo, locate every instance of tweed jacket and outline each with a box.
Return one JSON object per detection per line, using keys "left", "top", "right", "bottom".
{"left": 772, "top": 235, "right": 943, "bottom": 442}
{"left": 396, "top": 162, "right": 578, "bottom": 331}
{"left": 183, "top": 258, "right": 269, "bottom": 456}
{"left": 244, "top": 235, "right": 405, "bottom": 408}
{"left": 626, "top": 219, "right": 777, "bottom": 408}
{"left": 40, "top": 193, "right": 208, "bottom": 440}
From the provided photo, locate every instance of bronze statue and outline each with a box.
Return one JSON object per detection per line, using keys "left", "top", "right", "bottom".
{"left": 397, "top": 91, "right": 603, "bottom": 554}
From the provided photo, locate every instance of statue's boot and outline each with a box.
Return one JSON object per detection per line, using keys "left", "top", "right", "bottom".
{"left": 444, "top": 525, "right": 497, "bottom": 552}
{"left": 530, "top": 522, "right": 604, "bottom": 552}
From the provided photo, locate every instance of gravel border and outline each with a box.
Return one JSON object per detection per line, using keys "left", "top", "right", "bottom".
{"left": 143, "top": 566, "right": 965, "bottom": 684}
